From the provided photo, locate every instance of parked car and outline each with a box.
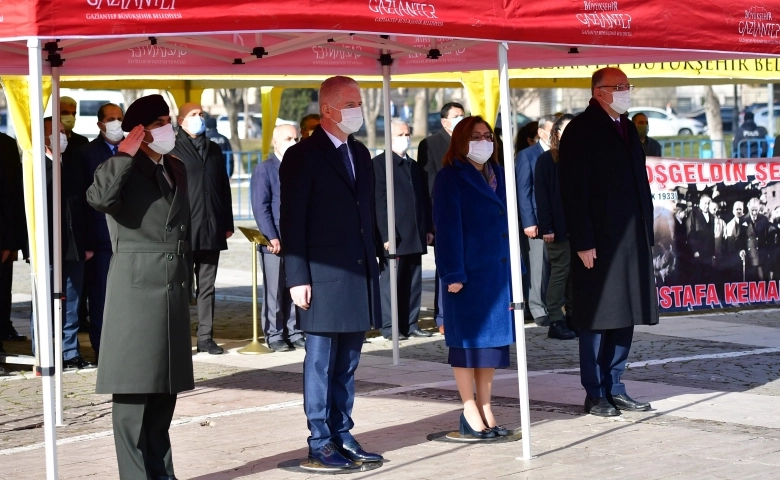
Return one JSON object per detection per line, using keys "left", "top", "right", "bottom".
{"left": 627, "top": 106, "right": 705, "bottom": 136}
{"left": 751, "top": 105, "right": 780, "bottom": 132}
{"left": 682, "top": 106, "right": 735, "bottom": 134}
{"left": 216, "top": 113, "right": 296, "bottom": 140}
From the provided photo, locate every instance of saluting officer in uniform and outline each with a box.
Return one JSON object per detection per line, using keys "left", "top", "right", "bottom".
{"left": 87, "top": 94, "right": 193, "bottom": 480}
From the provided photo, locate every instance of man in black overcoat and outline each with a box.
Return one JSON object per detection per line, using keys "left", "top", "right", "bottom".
{"left": 737, "top": 197, "right": 771, "bottom": 281}
{"left": 171, "top": 102, "right": 234, "bottom": 355}
{"left": 280, "top": 76, "right": 384, "bottom": 470}
{"left": 0, "top": 133, "right": 28, "bottom": 347}
{"left": 77, "top": 102, "right": 125, "bottom": 359}
{"left": 373, "top": 120, "right": 433, "bottom": 340}
{"left": 417, "top": 101, "right": 464, "bottom": 333}
{"left": 559, "top": 67, "right": 659, "bottom": 418}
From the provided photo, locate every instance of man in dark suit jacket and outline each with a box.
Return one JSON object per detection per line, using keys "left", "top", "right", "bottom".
{"left": 0, "top": 133, "right": 28, "bottom": 348}
{"left": 77, "top": 102, "right": 125, "bottom": 360}
{"left": 686, "top": 195, "right": 716, "bottom": 285}
{"left": 280, "top": 76, "right": 383, "bottom": 470}
{"left": 43, "top": 117, "right": 95, "bottom": 370}
{"left": 171, "top": 102, "right": 234, "bottom": 355}
{"left": 250, "top": 124, "right": 304, "bottom": 352}
{"left": 559, "top": 67, "right": 658, "bottom": 418}
{"left": 60, "top": 96, "right": 90, "bottom": 159}
{"left": 87, "top": 94, "right": 193, "bottom": 480}
{"left": 738, "top": 197, "right": 771, "bottom": 281}
{"left": 417, "top": 101, "right": 464, "bottom": 332}
{"left": 632, "top": 112, "right": 662, "bottom": 157}
{"left": 516, "top": 114, "right": 556, "bottom": 326}
{"left": 373, "top": 120, "right": 433, "bottom": 340}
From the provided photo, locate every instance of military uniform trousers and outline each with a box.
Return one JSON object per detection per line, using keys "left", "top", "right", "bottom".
{"left": 112, "top": 393, "right": 177, "bottom": 480}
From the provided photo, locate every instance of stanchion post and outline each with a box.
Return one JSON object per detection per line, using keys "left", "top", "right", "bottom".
{"left": 238, "top": 226, "right": 273, "bottom": 355}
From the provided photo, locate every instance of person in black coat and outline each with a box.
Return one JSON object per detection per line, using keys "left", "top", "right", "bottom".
{"left": 737, "top": 197, "right": 771, "bottom": 281}
{"left": 632, "top": 112, "right": 662, "bottom": 157}
{"left": 559, "top": 68, "right": 658, "bottom": 418}
{"left": 0, "top": 133, "right": 28, "bottom": 348}
{"left": 43, "top": 117, "right": 95, "bottom": 370}
{"left": 417, "top": 101, "right": 464, "bottom": 333}
{"left": 250, "top": 124, "right": 304, "bottom": 352}
{"left": 60, "top": 96, "right": 90, "bottom": 160}
{"left": 373, "top": 120, "right": 433, "bottom": 340}
{"left": 534, "top": 114, "right": 576, "bottom": 340}
{"left": 280, "top": 76, "right": 383, "bottom": 469}
{"left": 171, "top": 102, "right": 234, "bottom": 355}
{"left": 77, "top": 102, "right": 125, "bottom": 359}
{"left": 205, "top": 117, "right": 232, "bottom": 177}
{"left": 733, "top": 111, "right": 769, "bottom": 158}
{"left": 686, "top": 195, "right": 716, "bottom": 285}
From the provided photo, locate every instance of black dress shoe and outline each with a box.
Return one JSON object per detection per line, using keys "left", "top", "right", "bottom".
{"left": 197, "top": 339, "right": 224, "bottom": 355}
{"left": 459, "top": 413, "right": 497, "bottom": 439}
{"left": 268, "top": 340, "right": 293, "bottom": 352}
{"left": 308, "top": 443, "right": 358, "bottom": 469}
{"left": 584, "top": 396, "right": 620, "bottom": 417}
{"left": 338, "top": 440, "right": 384, "bottom": 463}
{"left": 0, "top": 329, "right": 27, "bottom": 342}
{"left": 63, "top": 356, "right": 96, "bottom": 371}
{"left": 548, "top": 320, "right": 576, "bottom": 340}
{"left": 408, "top": 329, "right": 432, "bottom": 338}
{"left": 609, "top": 393, "right": 651, "bottom": 412}
{"left": 383, "top": 333, "right": 408, "bottom": 340}
{"left": 291, "top": 337, "right": 306, "bottom": 349}
{"left": 534, "top": 315, "right": 551, "bottom": 327}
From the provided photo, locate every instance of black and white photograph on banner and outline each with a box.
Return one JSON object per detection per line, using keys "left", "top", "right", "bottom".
{"left": 650, "top": 156, "right": 780, "bottom": 311}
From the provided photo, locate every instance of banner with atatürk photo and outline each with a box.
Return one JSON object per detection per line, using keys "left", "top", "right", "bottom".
{"left": 649, "top": 156, "right": 780, "bottom": 312}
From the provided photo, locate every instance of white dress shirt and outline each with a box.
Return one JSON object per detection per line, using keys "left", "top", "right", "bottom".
{"left": 323, "top": 127, "right": 355, "bottom": 177}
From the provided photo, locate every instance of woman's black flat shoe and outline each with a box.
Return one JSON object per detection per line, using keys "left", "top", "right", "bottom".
{"left": 459, "top": 413, "right": 497, "bottom": 439}
{"left": 490, "top": 425, "right": 510, "bottom": 436}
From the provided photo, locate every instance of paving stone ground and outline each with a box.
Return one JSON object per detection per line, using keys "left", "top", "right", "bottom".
{"left": 4, "top": 223, "right": 780, "bottom": 478}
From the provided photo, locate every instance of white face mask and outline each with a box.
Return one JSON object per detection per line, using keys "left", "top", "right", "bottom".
{"left": 101, "top": 120, "right": 124, "bottom": 142}
{"left": 391, "top": 136, "right": 411, "bottom": 155}
{"left": 144, "top": 124, "right": 176, "bottom": 155}
{"left": 467, "top": 140, "right": 493, "bottom": 164}
{"left": 448, "top": 115, "right": 464, "bottom": 132}
{"left": 331, "top": 106, "right": 364, "bottom": 135}
{"left": 48, "top": 132, "right": 68, "bottom": 154}
{"left": 61, "top": 114, "right": 76, "bottom": 131}
{"left": 183, "top": 115, "right": 206, "bottom": 136}
{"left": 604, "top": 89, "right": 631, "bottom": 115}
{"left": 277, "top": 140, "right": 297, "bottom": 160}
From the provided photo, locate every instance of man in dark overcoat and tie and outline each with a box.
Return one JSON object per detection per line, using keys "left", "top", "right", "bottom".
{"left": 280, "top": 76, "right": 384, "bottom": 470}
{"left": 87, "top": 94, "right": 193, "bottom": 480}
{"left": 559, "top": 67, "right": 659, "bottom": 418}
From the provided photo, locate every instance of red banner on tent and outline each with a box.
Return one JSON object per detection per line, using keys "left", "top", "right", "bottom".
{"left": 19, "top": 1, "right": 779, "bottom": 57}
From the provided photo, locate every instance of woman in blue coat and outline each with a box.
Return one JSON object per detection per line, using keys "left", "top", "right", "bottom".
{"left": 433, "top": 116, "right": 514, "bottom": 439}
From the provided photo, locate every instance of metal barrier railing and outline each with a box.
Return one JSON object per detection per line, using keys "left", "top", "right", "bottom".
{"left": 658, "top": 137, "right": 776, "bottom": 159}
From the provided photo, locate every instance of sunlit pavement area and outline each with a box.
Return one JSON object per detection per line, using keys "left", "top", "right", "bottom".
{"left": 3, "top": 224, "right": 780, "bottom": 479}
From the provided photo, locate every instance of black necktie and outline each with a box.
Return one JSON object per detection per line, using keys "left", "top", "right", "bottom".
{"left": 338, "top": 143, "right": 355, "bottom": 186}
{"left": 615, "top": 119, "right": 626, "bottom": 142}
{"left": 155, "top": 164, "right": 172, "bottom": 200}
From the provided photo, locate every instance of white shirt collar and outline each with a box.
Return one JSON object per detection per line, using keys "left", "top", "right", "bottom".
{"left": 323, "top": 127, "right": 347, "bottom": 149}
{"left": 540, "top": 140, "right": 551, "bottom": 152}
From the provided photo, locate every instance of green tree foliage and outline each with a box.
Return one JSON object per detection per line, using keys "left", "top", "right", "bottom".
{"left": 279, "top": 89, "right": 316, "bottom": 124}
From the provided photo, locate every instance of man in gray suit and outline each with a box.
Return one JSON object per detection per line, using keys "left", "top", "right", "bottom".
{"left": 87, "top": 94, "right": 193, "bottom": 480}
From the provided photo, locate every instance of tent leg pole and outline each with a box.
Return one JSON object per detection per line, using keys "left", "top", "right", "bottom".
{"left": 28, "top": 37, "right": 60, "bottom": 480}
{"left": 382, "top": 60, "right": 400, "bottom": 366}
{"left": 51, "top": 65, "right": 65, "bottom": 427}
{"left": 497, "top": 42, "right": 533, "bottom": 461}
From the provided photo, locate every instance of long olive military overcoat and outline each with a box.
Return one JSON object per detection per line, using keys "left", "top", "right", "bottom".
{"left": 87, "top": 151, "right": 194, "bottom": 394}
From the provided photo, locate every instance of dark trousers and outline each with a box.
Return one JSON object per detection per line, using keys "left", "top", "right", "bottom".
{"left": 112, "top": 393, "right": 177, "bottom": 480}
{"left": 545, "top": 240, "right": 572, "bottom": 323}
{"left": 192, "top": 250, "right": 220, "bottom": 342}
{"left": 85, "top": 249, "right": 111, "bottom": 355}
{"left": 259, "top": 250, "right": 301, "bottom": 343}
{"left": 433, "top": 271, "right": 444, "bottom": 328}
{"left": 62, "top": 260, "right": 84, "bottom": 361}
{"left": 303, "top": 331, "right": 364, "bottom": 450}
{"left": 379, "top": 254, "right": 422, "bottom": 337}
{"left": 526, "top": 237, "right": 550, "bottom": 319}
{"left": 0, "top": 259, "right": 14, "bottom": 336}
{"left": 579, "top": 326, "right": 634, "bottom": 399}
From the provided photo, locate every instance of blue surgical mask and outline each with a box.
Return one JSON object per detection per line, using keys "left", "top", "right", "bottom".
{"left": 184, "top": 116, "right": 206, "bottom": 136}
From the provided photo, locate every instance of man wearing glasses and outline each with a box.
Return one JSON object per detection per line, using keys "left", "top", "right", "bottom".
{"left": 558, "top": 67, "right": 658, "bottom": 417}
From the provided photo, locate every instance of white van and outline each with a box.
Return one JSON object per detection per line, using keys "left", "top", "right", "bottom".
{"left": 46, "top": 89, "right": 126, "bottom": 139}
